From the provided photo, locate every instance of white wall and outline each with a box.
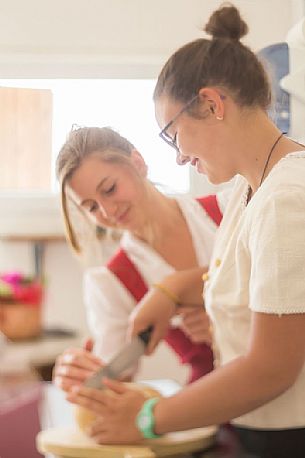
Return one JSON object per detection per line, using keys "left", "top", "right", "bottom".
{"left": 0, "top": 0, "right": 302, "bottom": 77}
{"left": 0, "top": 193, "right": 87, "bottom": 334}
{"left": 0, "top": 0, "right": 303, "bottom": 384}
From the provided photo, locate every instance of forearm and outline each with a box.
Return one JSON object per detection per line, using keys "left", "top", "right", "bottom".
{"left": 130, "top": 267, "right": 209, "bottom": 350}
{"left": 154, "top": 355, "right": 292, "bottom": 434}
{"left": 162, "top": 267, "right": 208, "bottom": 306}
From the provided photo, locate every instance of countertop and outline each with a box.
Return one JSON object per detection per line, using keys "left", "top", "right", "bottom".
{"left": 1, "top": 328, "right": 83, "bottom": 375}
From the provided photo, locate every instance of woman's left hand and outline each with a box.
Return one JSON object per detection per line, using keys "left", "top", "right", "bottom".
{"left": 66, "top": 378, "right": 146, "bottom": 444}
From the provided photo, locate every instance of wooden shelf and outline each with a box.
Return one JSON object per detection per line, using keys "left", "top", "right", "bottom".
{"left": 0, "top": 234, "right": 65, "bottom": 242}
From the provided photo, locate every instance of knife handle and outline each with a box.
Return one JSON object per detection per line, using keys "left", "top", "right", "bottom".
{"left": 138, "top": 326, "right": 153, "bottom": 346}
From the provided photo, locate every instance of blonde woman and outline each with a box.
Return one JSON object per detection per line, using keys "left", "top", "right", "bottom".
{"left": 54, "top": 126, "right": 226, "bottom": 392}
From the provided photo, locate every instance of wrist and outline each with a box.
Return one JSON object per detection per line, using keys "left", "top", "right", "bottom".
{"left": 136, "top": 397, "right": 162, "bottom": 439}
{"left": 162, "top": 273, "right": 188, "bottom": 307}
{"left": 152, "top": 283, "right": 180, "bottom": 312}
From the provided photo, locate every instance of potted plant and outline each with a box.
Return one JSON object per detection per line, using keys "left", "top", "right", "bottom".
{"left": 0, "top": 272, "right": 44, "bottom": 340}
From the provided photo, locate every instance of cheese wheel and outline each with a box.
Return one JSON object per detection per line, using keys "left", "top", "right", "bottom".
{"left": 74, "top": 382, "right": 161, "bottom": 433}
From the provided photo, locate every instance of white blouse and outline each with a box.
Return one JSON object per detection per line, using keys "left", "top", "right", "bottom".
{"left": 83, "top": 193, "right": 227, "bottom": 372}
{"left": 205, "top": 152, "right": 305, "bottom": 429}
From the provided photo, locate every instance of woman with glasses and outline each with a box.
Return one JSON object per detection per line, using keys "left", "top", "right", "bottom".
{"left": 66, "top": 5, "right": 305, "bottom": 457}
{"left": 53, "top": 126, "right": 227, "bottom": 394}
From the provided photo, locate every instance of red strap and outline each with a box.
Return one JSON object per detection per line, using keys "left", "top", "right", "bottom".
{"left": 196, "top": 194, "right": 222, "bottom": 226}
{"left": 107, "top": 249, "right": 148, "bottom": 302}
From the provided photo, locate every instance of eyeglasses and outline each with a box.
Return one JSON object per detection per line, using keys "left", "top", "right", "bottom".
{"left": 159, "top": 93, "right": 226, "bottom": 153}
{"left": 159, "top": 94, "right": 198, "bottom": 152}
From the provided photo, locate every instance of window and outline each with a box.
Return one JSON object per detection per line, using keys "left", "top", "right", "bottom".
{"left": 0, "top": 79, "right": 190, "bottom": 194}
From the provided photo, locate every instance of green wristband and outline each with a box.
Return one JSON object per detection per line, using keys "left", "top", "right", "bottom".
{"left": 136, "top": 397, "right": 161, "bottom": 439}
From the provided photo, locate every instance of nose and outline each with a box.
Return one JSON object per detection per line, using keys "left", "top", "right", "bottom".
{"left": 176, "top": 151, "right": 191, "bottom": 166}
{"left": 96, "top": 198, "right": 117, "bottom": 223}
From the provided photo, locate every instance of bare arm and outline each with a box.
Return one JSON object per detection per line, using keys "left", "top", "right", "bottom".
{"left": 67, "top": 312, "right": 305, "bottom": 444}
{"left": 129, "top": 266, "right": 208, "bottom": 352}
{"left": 163, "top": 266, "right": 208, "bottom": 305}
{"left": 154, "top": 312, "right": 305, "bottom": 433}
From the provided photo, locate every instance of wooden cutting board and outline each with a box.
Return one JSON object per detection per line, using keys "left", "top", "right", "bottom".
{"left": 37, "top": 425, "right": 217, "bottom": 458}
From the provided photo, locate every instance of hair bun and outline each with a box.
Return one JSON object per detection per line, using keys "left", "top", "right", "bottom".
{"left": 204, "top": 3, "right": 248, "bottom": 41}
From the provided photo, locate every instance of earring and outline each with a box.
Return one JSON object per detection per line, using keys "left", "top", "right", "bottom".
{"left": 216, "top": 115, "right": 223, "bottom": 121}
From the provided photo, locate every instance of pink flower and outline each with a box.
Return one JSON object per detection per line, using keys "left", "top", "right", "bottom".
{"left": 0, "top": 272, "right": 23, "bottom": 285}
{"left": 13, "top": 282, "right": 43, "bottom": 305}
{"left": 0, "top": 272, "right": 44, "bottom": 306}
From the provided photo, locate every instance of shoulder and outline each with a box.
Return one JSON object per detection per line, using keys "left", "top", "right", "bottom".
{"left": 266, "top": 151, "right": 305, "bottom": 190}
{"left": 246, "top": 182, "right": 305, "bottom": 253}
{"left": 253, "top": 185, "right": 305, "bottom": 228}
{"left": 83, "top": 264, "right": 137, "bottom": 310}
{"left": 270, "top": 151, "right": 305, "bottom": 180}
{"left": 249, "top": 153, "right": 305, "bottom": 220}
{"left": 84, "top": 265, "right": 115, "bottom": 289}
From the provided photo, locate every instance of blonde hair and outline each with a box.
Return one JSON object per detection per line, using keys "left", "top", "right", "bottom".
{"left": 56, "top": 126, "right": 135, "bottom": 254}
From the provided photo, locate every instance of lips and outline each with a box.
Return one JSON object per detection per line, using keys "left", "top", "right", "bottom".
{"left": 190, "top": 157, "right": 206, "bottom": 174}
{"left": 116, "top": 207, "right": 130, "bottom": 224}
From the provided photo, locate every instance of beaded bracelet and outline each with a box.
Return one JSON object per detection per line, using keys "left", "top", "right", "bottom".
{"left": 152, "top": 283, "right": 180, "bottom": 307}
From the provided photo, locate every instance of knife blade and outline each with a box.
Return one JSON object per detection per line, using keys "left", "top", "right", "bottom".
{"left": 84, "top": 327, "right": 153, "bottom": 390}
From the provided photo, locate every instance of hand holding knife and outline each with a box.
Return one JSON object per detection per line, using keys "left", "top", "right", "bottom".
{"left": 84, "top": 327, "right": 153, "bottom": 390}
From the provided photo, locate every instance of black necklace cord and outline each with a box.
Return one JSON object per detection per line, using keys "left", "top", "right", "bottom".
{"left": 259, "top": 132, "right": 284, "bottom": 187}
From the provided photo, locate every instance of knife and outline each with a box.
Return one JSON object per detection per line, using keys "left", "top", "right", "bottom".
{"left": 84, "top": 326, "right": 153, "bottom": 389}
